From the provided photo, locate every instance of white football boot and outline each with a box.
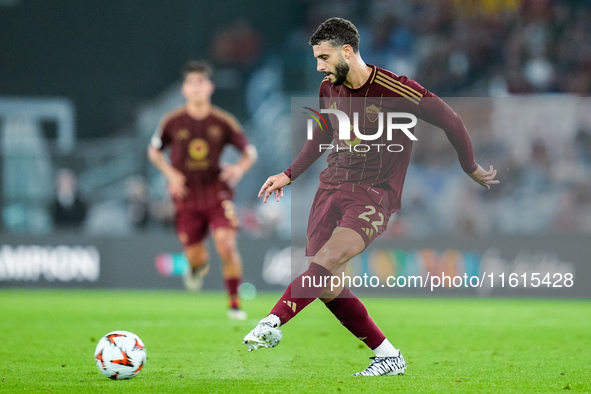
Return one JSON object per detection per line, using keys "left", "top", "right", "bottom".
{"left": 242, "top": 315, "right": 282, "bottom": 351}
{"left": 352, "top": 352, "right": 406, "bottom": 376}
{"left": 227, "top": 308, "right": 247, "bottom": 321}
{"left": 183, "top": 264, "right": 209, "bottom": 292}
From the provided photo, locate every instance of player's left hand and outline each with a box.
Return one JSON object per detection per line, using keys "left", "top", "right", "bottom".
{"left": 469, "top": 164, "right": 499, "bottom": 190}
{"left": 220, "top": 164, "right": 245, "bottom": 185}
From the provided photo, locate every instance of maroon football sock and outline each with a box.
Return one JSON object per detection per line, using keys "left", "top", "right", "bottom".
{"left": 324, "top": 287, "right": 386, "bottom": 350}
{"left": 224, "top": 277, "right": 240, "bottom": 309}
{"left": 269, "top": 262, "right": 332, "bottom": 325}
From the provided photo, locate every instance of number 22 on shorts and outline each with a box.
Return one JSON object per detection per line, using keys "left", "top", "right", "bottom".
{"left": 358, "top": 205, "right": 384, "bottom": 240}
{"left": 222, "top": 200, "right": 239, "bottom": 227}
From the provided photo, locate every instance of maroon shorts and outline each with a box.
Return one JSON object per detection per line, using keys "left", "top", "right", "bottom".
{"left": 175, "top": 199, "right": 238, "bottom": 247}
{"left": 305, "top": 188, "right": 391, "bottom": 256}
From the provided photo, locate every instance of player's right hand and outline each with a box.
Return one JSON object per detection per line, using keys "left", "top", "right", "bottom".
{"left": 258, "top": 172, "right": 291, "bottom": 203}
{"left": 167, "top": 170, "right": 188, "bottom": 200}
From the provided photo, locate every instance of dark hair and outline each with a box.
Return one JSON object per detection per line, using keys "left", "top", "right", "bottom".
{"left": 182, "top": 60, "right": 213, "bottom": 80}
{"left": 309, "top": 17, "right": 360, "bottom": 53}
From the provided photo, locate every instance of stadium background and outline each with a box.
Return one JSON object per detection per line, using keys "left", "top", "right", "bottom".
{"left": 1, "top": 0, "right": 590, "bottom": 295}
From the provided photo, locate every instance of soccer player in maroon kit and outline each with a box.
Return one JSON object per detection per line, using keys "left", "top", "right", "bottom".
{"left": 243, "top": 18, "right": 499, "bottom": 375}
{"left": 149, "top": 61, "right": 257, "bottom": 320}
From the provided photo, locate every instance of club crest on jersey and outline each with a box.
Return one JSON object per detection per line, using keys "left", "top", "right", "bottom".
{"left": 366, "top": 104, "right": 380, "bottom": 123}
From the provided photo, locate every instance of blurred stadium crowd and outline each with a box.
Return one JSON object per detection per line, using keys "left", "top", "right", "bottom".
{"left": 1, "top": 0, "right": 590, "bottom": 238}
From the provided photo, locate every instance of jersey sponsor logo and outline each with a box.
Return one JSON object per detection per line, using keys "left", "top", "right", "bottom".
{"left": 341, "top": 124, "right": 365, "bottom": 157}
{"left": 188, "top": 138, "right": 209, "bottom": 160}
{"left": 186, "top": 139, "right": 210, "bottom": 170}
{"left": 344, "top": 125, "right": 362, "bottom": 149}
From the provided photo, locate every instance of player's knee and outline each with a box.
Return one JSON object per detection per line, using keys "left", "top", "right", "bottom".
{"left": 185, "top": 247, "right": 208, "bottom": 267}
{"left": 218, "top": 248, "right": 232, "bottom": 262}
{"left": 217, "top": 242, "right": 238, "bottom": 263}
{"left": 316, "top": 244, "right": 349, "bottom": 270}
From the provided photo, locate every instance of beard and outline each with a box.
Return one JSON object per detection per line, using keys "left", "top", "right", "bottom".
{"left": 331, "top": 58, "right": 349, "bottom": 86}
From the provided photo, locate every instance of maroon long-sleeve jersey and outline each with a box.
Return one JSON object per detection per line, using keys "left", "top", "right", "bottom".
{"left": 287, "top": 65, "right": 477, "bottom": 213}
{"left": 151, "top": 105, "right": 250, "bottom": 211}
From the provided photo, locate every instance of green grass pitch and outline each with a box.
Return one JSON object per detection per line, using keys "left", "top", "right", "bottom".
{"left": 0, "top": 289, "right": 590, "bottom": 393}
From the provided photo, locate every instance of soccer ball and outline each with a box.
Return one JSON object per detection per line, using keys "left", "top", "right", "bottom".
{"left": 94, "top": 330, "right": 146, "bottom": 380}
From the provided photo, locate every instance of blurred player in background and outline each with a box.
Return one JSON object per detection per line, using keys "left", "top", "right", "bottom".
{"left": 244, "top": 18, "right": 498, "bottom": 375}
{"left": 149, "top": 61, "right": 257, "bottom": 320}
